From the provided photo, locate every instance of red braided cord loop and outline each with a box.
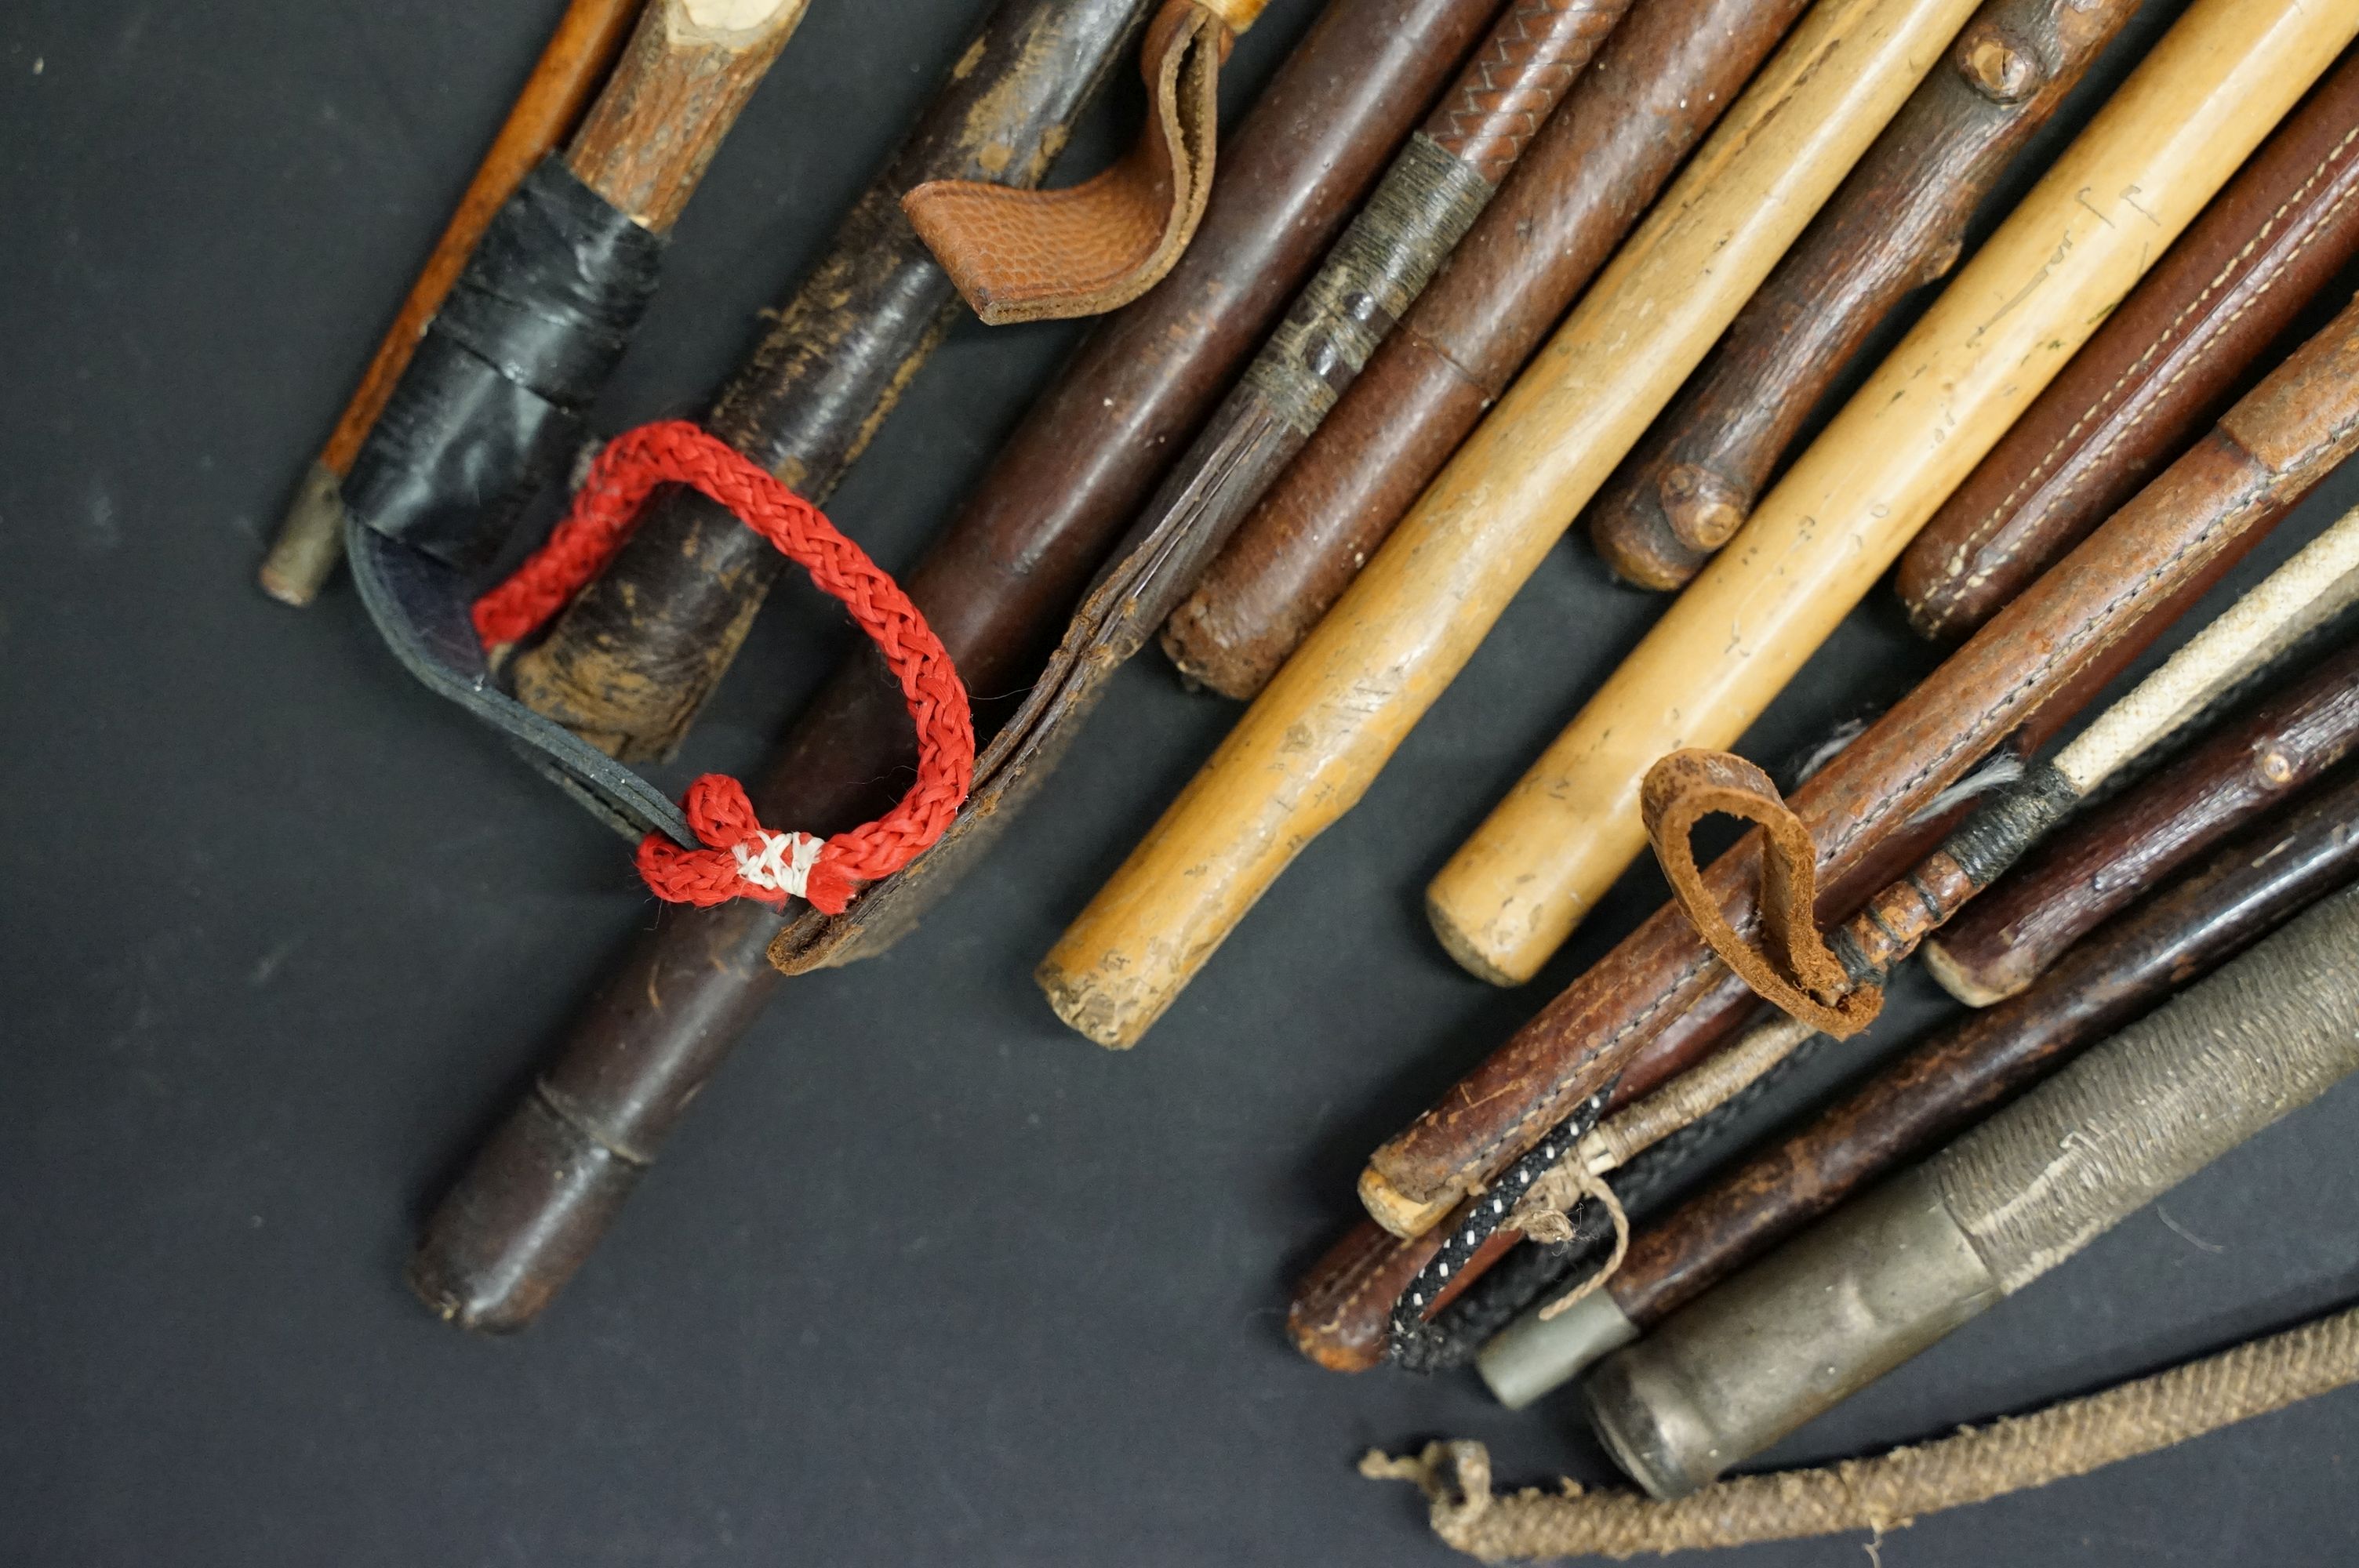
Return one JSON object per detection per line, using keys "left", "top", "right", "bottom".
{"left": 472, "top": 420, "right": 974, "bottom": 916}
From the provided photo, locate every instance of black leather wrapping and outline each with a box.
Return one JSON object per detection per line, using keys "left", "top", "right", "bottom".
{"left": 345, "top": 158, "right": 664, "bottom": 570}
{"left": 342, "top": 157, "right": 689, "bottom": 847}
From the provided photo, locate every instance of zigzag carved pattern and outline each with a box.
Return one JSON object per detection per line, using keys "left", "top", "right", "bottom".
{"left": 1427, "top": 0, "right": 1633, "bottom": 184}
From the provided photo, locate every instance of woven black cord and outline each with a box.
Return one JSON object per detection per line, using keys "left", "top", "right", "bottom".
{"left": 1386, "top": 1025, "right": 1848, "bottom": 1372}
{"left": 1388, "top": 1205, "right": 1612, "bottom": 1372}
{"left": 1383, "top": 1091, "right": 1609, "bottom": 1352}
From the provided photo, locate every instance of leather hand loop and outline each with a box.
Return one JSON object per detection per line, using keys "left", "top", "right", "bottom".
{"left": 900, "top": 0, "right": 1230, "bottom": 325}
{"left": 1641, "top": 749, "right": 1882, "bottom": 1038}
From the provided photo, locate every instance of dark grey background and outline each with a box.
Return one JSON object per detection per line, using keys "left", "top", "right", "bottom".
{"left": 3, "top": 0, "right": 2354, "bottom": 1562}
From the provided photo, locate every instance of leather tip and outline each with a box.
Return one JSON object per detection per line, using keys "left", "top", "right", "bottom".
{"left": 409, "top": 1088, "right": 646, "bottom": 1334}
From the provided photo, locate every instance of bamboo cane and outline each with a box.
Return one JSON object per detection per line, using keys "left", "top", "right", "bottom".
{"left": 1039, "top": 0, "right": 1988, "bottom": 1047}
{"left": 1427, "top": 0, "right": 2359, "bottom": 985}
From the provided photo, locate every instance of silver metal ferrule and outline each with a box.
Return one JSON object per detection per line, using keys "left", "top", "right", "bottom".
{"left": 1478, "top": 1287, "right": 1637, "bottom": 1410}
{"left": 1580, "top": 1167, "right": 2000, "bottom": 1500}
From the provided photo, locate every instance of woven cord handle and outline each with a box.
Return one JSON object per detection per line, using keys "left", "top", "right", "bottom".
{"left": 473, "top": 420, "right": 974, "bottom": 914}
{"left": 1935, "top": 881, "right": 2359, "bottom": 1290}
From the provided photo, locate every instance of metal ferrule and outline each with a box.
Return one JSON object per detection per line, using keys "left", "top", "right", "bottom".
{"left": 1579, "top": 1167, "right": 2000, "bottom": 1499}
{"left": 1478, "top": 1287, "right": 1637, "bottom": 1410}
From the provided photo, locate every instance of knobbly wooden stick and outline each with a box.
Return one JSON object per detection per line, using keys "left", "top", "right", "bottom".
{"left": 256, "top": 0, "right": 643, "bottom": 608}
{"left": 1896, "top": 50, "right": 2359, "bottom": 641}
{"left": 1585, "top": 0, "right": 2142, "bottom": 591}
{"left": 1427, "top": 0, "right": 2357, "bottom": 988}
{"left": 1041, "top": 0, "right": 1987, "bottom": 1048}
{"left": 558, "top": 0, "right": 809, "bottom": 231}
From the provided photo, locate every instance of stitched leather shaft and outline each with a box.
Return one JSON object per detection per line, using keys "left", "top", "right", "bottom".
{"left": 1160, "top": 0, "right": 1809, "bottom": 700}
{"left": 1287, "top": 800, "right": 1973, "bottom": 1367}
{"left": 1898, "top": 49, "right": 2359, "bottom": 640}
{"left": 1366, "top": 292, "right": 2359, "bottom": 1221}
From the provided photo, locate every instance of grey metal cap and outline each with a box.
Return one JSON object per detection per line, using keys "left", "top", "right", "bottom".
{"left": 1579, "top": 1167, "right": 2001, "bottom": 1499}
{"left": 1477, "top": 1287, "right": 1638, "bottom": 1410}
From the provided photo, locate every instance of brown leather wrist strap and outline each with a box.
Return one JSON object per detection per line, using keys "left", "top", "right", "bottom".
{"left": 1640, "top": 750, "right": 1882, "bottom": 1038}
{"left": 903, "top": 0, "right": 1249, "bottom": 324}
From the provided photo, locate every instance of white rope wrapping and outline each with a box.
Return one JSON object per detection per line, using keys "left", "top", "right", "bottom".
{"left": 732, "top": 829, "right": 825, "bottom": 898}
{"left": 2055, "top": 503, "right": 2359, "bottom": 790}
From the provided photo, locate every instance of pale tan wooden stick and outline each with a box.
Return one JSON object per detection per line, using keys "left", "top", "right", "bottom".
{"left": 1423, "top": 0, "right": 2359, "bottom": 985}
{"left": 1038, "top": 0, "right": 1986, "bottom": 1047}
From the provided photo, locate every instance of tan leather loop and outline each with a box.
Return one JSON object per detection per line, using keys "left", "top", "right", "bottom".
{"left": 1640, "top": 749, "right": 1882, "bottom": 1037}
{"left": 900, "top": 0, "right": 1227, "bottom": 325}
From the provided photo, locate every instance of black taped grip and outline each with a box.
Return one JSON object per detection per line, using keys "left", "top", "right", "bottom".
{"left": 344, "top": 158, "right": 665, "bottom": 569}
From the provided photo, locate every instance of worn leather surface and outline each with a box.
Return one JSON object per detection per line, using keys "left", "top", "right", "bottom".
{"left": 1285, "top": 794, "right": 1975, "bottom": 1372}
{"left": 1640, "top": 750, "right": 1881, "bottom": 1038}
{"left": 510, "top": 0, "right": 1157, "bottom": 761}
{"left": 746, "top": 0, "right": 1502, "bottom": 974}
{"left": 345, "top": 158, "right": 665, "bottom": 573}
{"left": 27, "top": 0, "right": 2359, "bottom": 1555}
{"left": 1365, "top": 298, "right": 2359, "bottom": 1222}
{"left": 1897, "top": 47, "right": 2359, "bottom": 641}
{"left": 343, "top": 517, "right": 696, "bottom": 848}
{"left": 1158, "top": 0, "right": 1808, "bottom": 700}
{"left": 1585, "top": 0, "right": 2143, "bottom": 590}
{"left": 903, "top": 0, "right": 1226, "bottom": 325}
{"left": 1147, "top": 0, "right": 1631, "bottom": 691}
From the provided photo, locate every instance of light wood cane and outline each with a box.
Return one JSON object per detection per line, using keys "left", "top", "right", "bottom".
{"left": 1426, "top": 0, "right": 2359, "bottom": 984}
{"left": 1038, "top": 0, "right": 1987, "bottom": 1046}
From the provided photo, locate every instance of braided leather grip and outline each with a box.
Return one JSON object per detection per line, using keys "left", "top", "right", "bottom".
{"left": 1933, "top": 884, "right": 2359, "bottom": 1294}
{"left": 1423, "top": 0, "right": 1630, "bottom": 183}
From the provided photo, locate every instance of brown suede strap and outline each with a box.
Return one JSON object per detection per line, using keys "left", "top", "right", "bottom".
{"left": 901, "top": 0, "right": 1231, "bottom": 325}
{"left": 1640, "top": 750, "right": 1882, "bottom": 1037}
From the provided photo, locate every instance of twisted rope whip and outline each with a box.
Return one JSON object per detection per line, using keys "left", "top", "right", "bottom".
{"left": 1365, "top": 1297, "right": 2359, "bottom": 1559}
{"left": 473, "top": 420, "right": 974, "bottom": 914}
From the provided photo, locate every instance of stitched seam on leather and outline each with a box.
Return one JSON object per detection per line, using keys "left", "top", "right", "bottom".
{"left": 1994, "top": 158, "right": 2359, "bottom": 574}
{"left": 1943, "top": 126, "right": 2359, "bottom": 573}
{"left": 1324, "top": 1240, "right": 1410, "bottom": 1334}
{"left": 1458, "top": 468, "right": 2325, "bottom": 1183}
